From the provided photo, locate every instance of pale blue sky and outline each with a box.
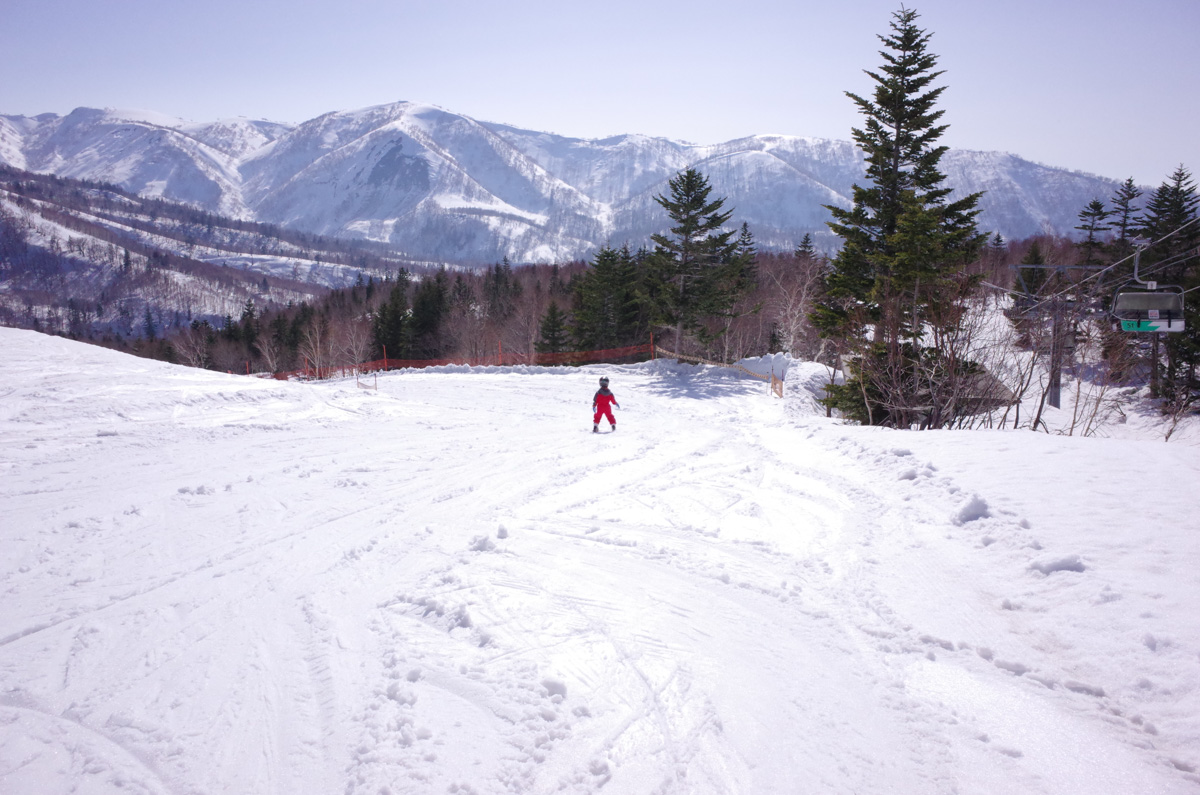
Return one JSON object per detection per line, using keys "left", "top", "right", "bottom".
{"left": 3, "top": 0, "right": 1197, "bottom": 186}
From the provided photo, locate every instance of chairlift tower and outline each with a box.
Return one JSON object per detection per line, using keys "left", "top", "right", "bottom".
{"left": 1010, "top": 263, "right": 1102, "bottom": 409}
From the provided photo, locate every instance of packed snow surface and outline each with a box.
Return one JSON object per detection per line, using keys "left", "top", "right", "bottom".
{"left": 1, "top": 328, "right": 1199, "bottom": 794}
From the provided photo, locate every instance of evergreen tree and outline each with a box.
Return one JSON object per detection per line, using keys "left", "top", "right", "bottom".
{"left": 813, "top": 7, "right": 984, "bottom": 427}
{"left": 1109, "top": 177, "right": 1143, "bottom": 248}
{"left": 220, "top": 313, "right": 239, "bottom": 343}
{"left": 238, "top": 299, "right": 259, "bottom": 347}
{"left": 287, "top": 303, "right": 312, "bottom": 355}
{"left": 795, "top": 233, "right": 816, "bottom": 259}
{"left": 986, "top": 232, "right": 1007, "bottom": 277}
{"left": 643, "top": 168, "right": 754, "bottom": 353}
{"left": 267, "top": 313, "right": 292, "bottom": 367}
{"left": 535, "top": 302, "right": 571, "bottom": 354}
{"left": 768, "top": 322, "right": 783, "bottom": 354}
{"left": 735, "top": 222, "right": 757, "bottom": 265}
{"left": 1017, "top": 240, "right": 1048, "bottom": 297}
{"left": 143, "top": 308, "right": 157, "bottom": 341}
{"left": 371, "top": 278, "right": 411, "bottom": 359}
{"left": 450, "top": 273, "right": 475, "bottom": 309}
{"left": 410, "top": 270, "right": 449, "bottom": 357}
{"left": 572, "top": 245, "right": 645, "bottom": 350}
{"left": 548, "top": 264, "right": 571, "bottom": 297}
{"left": 1008, "top": 241, "right": 1059, "bottom": 363}
{"left": 1136, "top": 166, "right": 1200, "bottom": 403}
{"left": 1137, "top": 166, "right": 1199, "bottom": 283}
{"left": 482, "top": 261, "right": 522, "bottom": 321}
{"left": 1074, "top": 199, "right": 1111, "bottom": 269}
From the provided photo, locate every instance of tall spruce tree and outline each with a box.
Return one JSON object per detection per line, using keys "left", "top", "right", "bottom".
{"left": 535, "top": 303, "right": 571, "bottom": 354}
{"left": 1136, "top": 166, "right": 1200, "bottom": 404}
{"left": 1109, "top": 177, "right": 1143, "bottom": 251}
{"left": 814, "top": 7, "right": 984, "bottom": 428}
{"left": 572, "top": 244, "right": 645, "bottom": 350}
{"left": 735, "top": 222, "right": 757, "bottom": 265}
{"left": 1138, "top": 166, "right": 1199, "bottom": 283}
{"left": 371, "top": 277, "right": 411, "bottom": 359}
{"left": 1075, "top": 199, "right": 1112, "bottom": 269}
{"left": 643, "top": 168, "right": 754, "bottom": 355}
{"left": 410, "top": 270, "right": 449, "bottom": 357}
{"left": 986, "top": 232, "right": 1007, "bottom": 277}
{"left": 238, "top": 299, "right": 259, "bottom": 347}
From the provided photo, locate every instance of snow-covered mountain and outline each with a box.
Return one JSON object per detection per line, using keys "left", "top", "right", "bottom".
{"left": 0, "top": 102, "right": 1129, "bottom": 264}
{"left": 0, "top": 165, "right": 426, "bottom": 336}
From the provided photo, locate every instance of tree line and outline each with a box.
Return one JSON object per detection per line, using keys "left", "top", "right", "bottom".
{"left": 153, "top": 170, "right": 824, "bottom": 376}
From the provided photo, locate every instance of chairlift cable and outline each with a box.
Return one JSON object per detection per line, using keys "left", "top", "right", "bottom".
{"left": 979, "top": 280, "right": 1025, "bottom": 298}
{"left": 1013, "top": 215, "right": 1200, "bottom": 311}
{"left": 1105, "top": 249, "right": 1199, "bottom": 287}
{"left": 1051, "top": 215, "right": 1198, "bottom": 294}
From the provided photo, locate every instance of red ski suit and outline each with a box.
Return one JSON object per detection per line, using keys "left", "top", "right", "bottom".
{"left": 593, "top": 388, "right": 619, "bottom": 426}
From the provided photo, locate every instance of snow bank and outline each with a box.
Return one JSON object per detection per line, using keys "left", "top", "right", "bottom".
{"left": 732, "top": 351, "right": 791, "bottom": 380}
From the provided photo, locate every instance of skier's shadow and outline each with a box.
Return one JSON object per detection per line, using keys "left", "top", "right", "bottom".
{"left": 641, "top": 366, "right": 765, "bottom": 401}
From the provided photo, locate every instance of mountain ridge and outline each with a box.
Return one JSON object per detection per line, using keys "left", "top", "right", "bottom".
{"left": 0, "top": 101, "right": 1131, "bottom": 264}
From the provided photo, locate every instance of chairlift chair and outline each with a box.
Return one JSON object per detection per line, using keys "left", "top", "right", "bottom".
{"left": 1110, "top": 247, "right": 1187, "bottom": 332}
{"left": 1112, "top": 284, "right": 1185, "bottom": 332}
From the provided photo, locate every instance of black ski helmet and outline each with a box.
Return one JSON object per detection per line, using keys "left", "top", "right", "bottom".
{"left": 599, "top": 376, "right": 609, "bottom": 387}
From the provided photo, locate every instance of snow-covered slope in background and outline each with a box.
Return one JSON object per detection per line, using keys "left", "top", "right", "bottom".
{"left": 6, "top": 108, "right": 259, "bottom": 219}
{"left": 0, "top": 102, "right": 1127, "bottom": 263}
{"left": 2, "top": 328, "right": 1198, "bottom": 794}
{"left": 239, "top": 103, "right": 606, "bottom": 263}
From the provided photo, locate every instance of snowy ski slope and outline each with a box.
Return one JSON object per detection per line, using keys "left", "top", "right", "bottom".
{"left": 1, "top": 327, "right": 1198, "bottom": 794}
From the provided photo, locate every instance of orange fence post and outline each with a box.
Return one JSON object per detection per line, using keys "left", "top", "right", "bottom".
{"left": 383, "top": 345, "right": 388, "bottom": 372}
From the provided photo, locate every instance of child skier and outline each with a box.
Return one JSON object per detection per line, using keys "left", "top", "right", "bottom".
{"left": 592, "top": 376, "right": 619, "bottom": 433}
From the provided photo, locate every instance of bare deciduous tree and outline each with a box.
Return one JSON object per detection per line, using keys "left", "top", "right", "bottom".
{"left": 174, "top": 325, "right": 210, "bottom": 368}
{"left": 254, "top": 333, "right": 283, "bottom": 374}
{"left": 298, "top": 316, "right": 331, "bottom": 377}
{"left": 335, "top": 318, "right": 373, "bottom": 373}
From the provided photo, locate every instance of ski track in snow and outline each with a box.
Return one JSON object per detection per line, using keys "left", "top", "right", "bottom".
{"left": 1, "top": 328, "right": 1198, "bottom": 794}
